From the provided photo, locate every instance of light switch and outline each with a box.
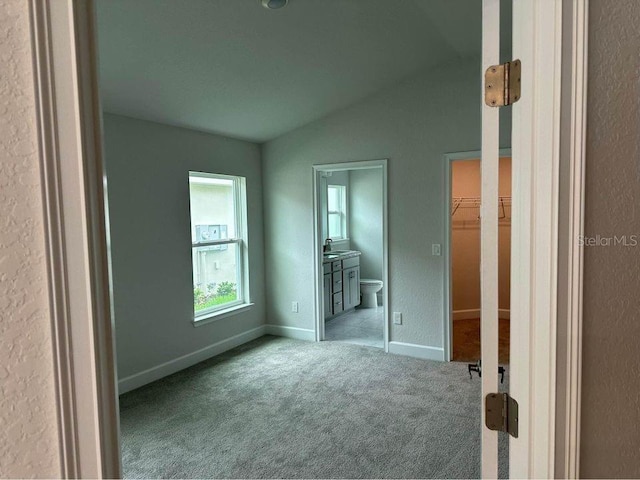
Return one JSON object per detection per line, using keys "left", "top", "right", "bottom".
{"left": 432, "top": 244, "right": 441, "bottom": 256}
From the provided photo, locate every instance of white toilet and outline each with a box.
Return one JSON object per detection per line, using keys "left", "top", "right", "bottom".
{"left": 359, "top": 279, "right": 383, "bottom": 308}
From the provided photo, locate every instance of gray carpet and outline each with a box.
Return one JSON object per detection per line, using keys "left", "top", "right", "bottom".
{"left": 119, "top": 336, "right": 508, "bottom": 479}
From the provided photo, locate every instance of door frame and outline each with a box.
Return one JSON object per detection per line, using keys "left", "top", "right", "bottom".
{"left": 443, "top": 149, "right": 511, "bottom": 363}
{"left": 312, "top": 160, "right": 389, "bottom": 352}
{"left": 509, "top": 0, "right": 587, "bottom": 476}
{"left": 29, "top": 0, "right": 121, "bottom": 477}
{"left": 29, "top": 0, "right": 587, "bottom": 478}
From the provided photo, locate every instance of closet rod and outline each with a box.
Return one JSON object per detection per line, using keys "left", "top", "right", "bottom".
{"left": 451, "top": 196, "right": 512, "bottom": 217}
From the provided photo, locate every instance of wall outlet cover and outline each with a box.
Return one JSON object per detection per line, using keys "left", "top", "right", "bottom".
{"left": 393, "top": 312, "right": 402, "bottom": 325}
{"left": 292, "top": 301, "right": 299, "bottom": 313}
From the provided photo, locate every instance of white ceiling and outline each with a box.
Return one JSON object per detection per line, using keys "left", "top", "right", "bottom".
{"left": 97, "top": 0, "right": 488, "bottom": 143}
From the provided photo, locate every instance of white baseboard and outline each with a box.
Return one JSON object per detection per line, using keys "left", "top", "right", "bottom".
{"left": 453, "top": 308, "right": 511, "bottom": 320}
{"left": 388, "top": 341, "right": 445, "bottom": 362}
{"left": 453, "top": 309, "right": 480, "bottom": 320}
{"left": 118, "top": 325, "right": 267, "bottom": 394}
{"left": 265, "top": 324, "right": 316, "bottom": 341}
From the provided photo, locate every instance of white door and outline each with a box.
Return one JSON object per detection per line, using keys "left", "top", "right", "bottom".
{"left": 481, "top": 0, "right": 505, "bottom": 477}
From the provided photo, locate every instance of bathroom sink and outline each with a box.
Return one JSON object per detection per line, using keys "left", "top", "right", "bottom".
{"left": 323, "top": 250, "right": 359, "bottom": 260}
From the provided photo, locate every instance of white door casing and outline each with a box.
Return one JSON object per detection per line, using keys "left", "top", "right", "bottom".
{"left": 510, "top": 0, "right": 565, "bottom": 477}
{"left": 29, "top": 0, "right": 583, "bottom": 477}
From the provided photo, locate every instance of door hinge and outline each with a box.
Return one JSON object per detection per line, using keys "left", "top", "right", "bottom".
{"left": 485, "top": 59, "right": 521, "bottom": 107}
{"left": 485, "top": 392, "right": 519, "bottom": 438}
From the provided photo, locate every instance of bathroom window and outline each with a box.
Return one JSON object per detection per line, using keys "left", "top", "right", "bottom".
{"left": 328, "top": 184, "right": 347, "bottom": 240}
{"left": 189, "top": 172, "right": 250, "bottom": 321}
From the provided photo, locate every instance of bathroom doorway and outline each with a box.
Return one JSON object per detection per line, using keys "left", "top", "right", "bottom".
{"left": 312, "top": 160, "right": 389, "bottom": 351}
{"left": 445, "top": 152, "right": 511, "bottom": 364}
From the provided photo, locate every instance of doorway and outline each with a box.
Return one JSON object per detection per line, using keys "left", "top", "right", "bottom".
{"left": 33, "top": 0, "right": 580, "bottom": 477}
{"left": 444, "top": 150, "right": 512, "bottom": 364}
{"left": 448, "top": 156, "right": 512, "bottom": 364}
{"left": 313, "top": 161, "right": 389, "bottom": 351}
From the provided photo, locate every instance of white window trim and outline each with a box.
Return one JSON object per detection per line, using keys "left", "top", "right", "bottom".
{"left": 327, "top": 184, "right": 348, "bottom": 240}
{"left": 193, "top": 302, "right": 255, "bottom": 327}
{"left": 189, "top": 172, "right": 251, "bottom": 322}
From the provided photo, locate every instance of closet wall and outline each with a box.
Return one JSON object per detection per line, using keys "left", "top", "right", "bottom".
{"left": 451, "top": 157, "right": 511, "bottom": 318}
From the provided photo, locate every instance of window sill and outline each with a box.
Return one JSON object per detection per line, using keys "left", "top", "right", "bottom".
{"left": 193, "top": 303, "right": 254, "bottom": 327}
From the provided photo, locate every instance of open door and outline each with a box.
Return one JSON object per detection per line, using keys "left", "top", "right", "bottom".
{"left": 481, "top": 0, "right": 515, "bottom": 477}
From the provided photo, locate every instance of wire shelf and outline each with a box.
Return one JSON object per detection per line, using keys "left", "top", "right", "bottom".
{"left": 451, "top": 196, "right": 512, "bottom": 224}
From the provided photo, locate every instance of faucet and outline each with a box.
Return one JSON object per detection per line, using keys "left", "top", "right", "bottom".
{"left": 323, "top": 238, "right": 333, "bottom": 252}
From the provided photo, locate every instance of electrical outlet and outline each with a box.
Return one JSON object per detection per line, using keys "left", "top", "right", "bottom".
{"left": 432, "top": 244, "right": 441, "bottom": 256}
{"left": 292, "top": 301, "right": 299, "bottom": 313}
{"left": 393, "top": 312, "right": 402, "bottom": 325}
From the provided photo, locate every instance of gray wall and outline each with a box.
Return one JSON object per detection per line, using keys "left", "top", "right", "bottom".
{"left": 580, "top": 0, "right": 640, "bottom": 477}
{"left": 103, "top": 114, "right": 266, "bottom": 380}
{"left": 349, "top": 169, "right": 383, "bottom": 283}
{"left": 262, "top": 60, "right": 511, "bottom": 348}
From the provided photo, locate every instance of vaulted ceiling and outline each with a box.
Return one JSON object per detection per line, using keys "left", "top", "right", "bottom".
{"left": 97, "top": 0, "right": 497, "bottom": 143}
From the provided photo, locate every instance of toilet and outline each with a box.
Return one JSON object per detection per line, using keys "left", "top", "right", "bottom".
{"left": 359, "top": 279, "right": 383, "bottom": 308}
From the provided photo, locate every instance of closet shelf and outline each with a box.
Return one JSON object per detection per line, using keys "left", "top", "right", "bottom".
{"left": 451, "top": 196, "right": 512, "bottom": 218}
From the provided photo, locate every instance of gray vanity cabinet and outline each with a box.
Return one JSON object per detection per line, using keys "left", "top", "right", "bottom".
{"left": 323, "top": 254, "right": 360, "bottom": 319}
{"left": 343, "top": 266, "right": 360, "bottom": 311}
{"left": 342, "top": 255, "right": 361, "bottom": 311}
{"left": 323, "top": 273, "right": 332, "bottom": 319}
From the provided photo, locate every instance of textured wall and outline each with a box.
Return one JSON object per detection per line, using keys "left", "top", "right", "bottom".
{"left": 581, "top": 0, "right": 640, "bottom": 477}
{"left": 103, "top": 114, "right": 266, "bottom": 381}
{"left": 0, "top": 0, "right": 61, "bottom": 477}
{"left": 262, "top": 60, "right": 511, "bottom": 348}
{"left": 349, "top": 168, "right": 383, "bottom": 283}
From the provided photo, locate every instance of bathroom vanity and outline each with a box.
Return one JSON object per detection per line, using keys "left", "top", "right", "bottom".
{"left": 323, "top": 250, "right": 361, "bottom": 319}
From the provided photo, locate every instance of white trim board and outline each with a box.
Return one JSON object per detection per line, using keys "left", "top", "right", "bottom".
{"left": 312, "top": 159, "right": 389, "bottom": 353}
{"left": 30, "top": 2, "right": 79, "bottom": 476}
{"left": 452, "top": 309, "right": 510, "bottom": 320}
{"left": 555, "top": 0, "right": 588, "bottom": 477}
{"left": 388, "top": 342, "right": 445, "bottom": 362}
{"left": 33, "top": 1, "right": 122, "bottom": 476}
{"left": 119, "top": 324, "right": 315, "bottom": 394}
{"left": 120, "top": 324, "right": 448, "bottom": 396}
{"left": 265, "top": 325, "right": 316, "bottom": 341}
{"left": 480, "top": 2, "right": 501, "bottom": 473}
{"left": 510, "top": 0, "right": 566, "bottom": 476}
{"left": 118, "top": 326, "right": 267, "bottom": 394}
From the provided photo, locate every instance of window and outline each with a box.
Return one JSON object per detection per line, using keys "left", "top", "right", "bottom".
{"left": 327, "top": 184, "right": 347, "bottom": 240}
{"left": 189, "top": 172, "right": 249, "bottom": 320}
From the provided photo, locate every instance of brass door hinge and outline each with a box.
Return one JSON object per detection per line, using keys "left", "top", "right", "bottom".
{"left": 485, "top": 59, "right": 521, "bottom": 107}
{"left": 485, "top": 392, "right": 519, "bottom": 438}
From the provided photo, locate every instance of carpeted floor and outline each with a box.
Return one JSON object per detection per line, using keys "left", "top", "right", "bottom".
{"left": 119, "top": 336, "right": 508, "bottom": 479}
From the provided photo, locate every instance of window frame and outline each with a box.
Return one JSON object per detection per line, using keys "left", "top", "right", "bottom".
{"left": 327, "top": 184, "right": 348, "bottom": 241}
{"left": 188, "top": 171, "right": 251, "bottom": 322}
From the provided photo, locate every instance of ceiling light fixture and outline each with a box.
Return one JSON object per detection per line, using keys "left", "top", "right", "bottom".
{"left": 261, "top": 0, "right": 288, "bottom": 10}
